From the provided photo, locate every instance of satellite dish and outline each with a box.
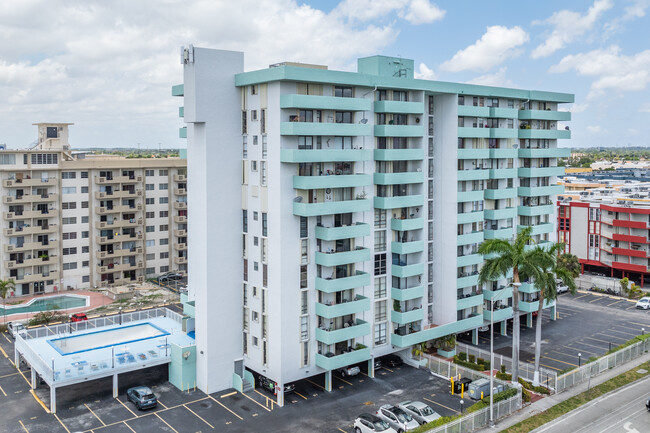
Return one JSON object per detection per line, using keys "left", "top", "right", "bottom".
{"left": 512, "top": 143, "right": 519, "bottom": 149}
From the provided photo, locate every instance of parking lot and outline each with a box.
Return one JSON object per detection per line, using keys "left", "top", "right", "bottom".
{"left": 462, "top": 290, "right": 650, "bottom": 374}
{"left": 0, "top": 327, "right": 466, "bottom": 433}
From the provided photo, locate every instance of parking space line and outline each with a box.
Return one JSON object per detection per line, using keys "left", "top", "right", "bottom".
{"left": 0, "top": 382, "right": 7, "bottom": 397}
{"left": 184, "top": 404, "right": 216, "bottom": 429}
{"left": 542, "top": 355, "right": 577, "bottom": 367}
{"left": 629, "top": 321, "right": 650, "bottom": 328}
{"left": 2, "top": 333, "right": 10, "bottom": 343}
{"left": 382, "top": 367, "right": 394, "bottom": 373}
{"left": 607, "top": 299, "right": 625, "bottom": 307}
{"left": 116, "top": 397, "right": 138, "bottom": 418}
{"left": 0, "top": 371, "right": 20, "bottom": 379}
{"left": 294, "top": 391, "right": 308, "bottom": 400}
{"left": 18, "top": 420, "right": 29, "bottom": 433}
{"left": 574, "top": 294, "right": 590, "bottom": 300}
{"left": 564, "top": 345, "right": 598, "bottom": 356}
{"left": 240, "top": 391, "right": 272, "bottom": 412}
{"left": 16, "top": 370, "right": 31, "bottom": 387}
{"left": 29, "top": 390, "right": 50, "bottom": 413}
{"left": 122, "top": 421, "right": 136, "bottom": 433}
{"left": 423, "top": 397, "right": 459, "bottom": 414}
{"left": 156, "top": 399, "right": 168, "bottom": 409}
{"left": 305, "top": 378, "right": 326, "bottom": 391}
{"left": 588, "top": 297, "right": 606, "bottom": 303}
{"left": 254, "top": 389, "right": 276, "bottom": 409}
{"left": 599, "top": 333, "right": 628, "bottom": 342}
{"left": 584, "top": 336, "right": 612, "bottom": 344}
{"left": 607, "top": 328, "right": 638, "bottom": 337}
{"left": 84, "top": 403, "right": 106, "bottom": 426}
{"left": 539, "top": 363, "right": 562, "bottom": 372}
{"left": 571, "top": 340, "right": 607, "bottom": 351}
{"left": 54, "top": 414, "right": 71, "bottom": 433}
{"left": 220, "top": 391, "right": 237, "bottom": 398}
{"left": 626, "top": 305, "right": 639, "bottom": 310}
{"left": 208, "top": 395, "right": 243, "bottom": 420}
{"left": 333, "top": 375, "right": 353, "bottom": 386}
{"left": 337, "top": 428, "right": 347, "bottom": 433}
{"left": 155, "top": 413, "right": 178, "bottom": 433}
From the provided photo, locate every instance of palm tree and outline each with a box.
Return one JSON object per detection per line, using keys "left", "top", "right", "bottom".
{"left": 0, "top": 279, "right": 16, "bottom": 325}
{"left": 531, "top": 246, "right": 577, "bottom": 386}
{"left": 478, "top": 226, "right": 547, "bottom": 383}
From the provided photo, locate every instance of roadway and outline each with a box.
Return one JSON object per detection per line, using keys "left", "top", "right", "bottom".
{"left": 532, "top": 374, "right": 650, "bottom": 433}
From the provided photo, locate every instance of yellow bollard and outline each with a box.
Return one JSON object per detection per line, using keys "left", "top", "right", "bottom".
{"left": 450, "top": 378, "right": 455, "bottom": 395}
{"left": 194, "top": 380, "right": 196, "bottom": 392}
{"left": 481, "top": 391, "right": 484, "bottom": 400}
{"left": 461, "top": 382, "right": 464, "bottom": 399}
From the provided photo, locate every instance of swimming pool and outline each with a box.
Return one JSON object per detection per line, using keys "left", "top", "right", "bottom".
{"left": 48, "top": 322, "right": 169, "bottom": 355}
{"left": 0, "top": 295, "right": 88, "bottom": 316}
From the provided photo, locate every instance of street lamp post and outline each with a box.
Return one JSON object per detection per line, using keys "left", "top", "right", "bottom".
{"left": 460, "top": 399, "right": 464, "bottom": 413}
{"left": 578, "top": 353, "right": 582, "bottom": 368}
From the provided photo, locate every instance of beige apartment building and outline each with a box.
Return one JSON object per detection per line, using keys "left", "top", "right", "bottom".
{"left": 0, "top": 123, "right": 187, "bottom": 296}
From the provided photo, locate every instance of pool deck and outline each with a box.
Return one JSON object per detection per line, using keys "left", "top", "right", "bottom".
{"left": 2, "top": 290, "right": 113, "bottom": 322}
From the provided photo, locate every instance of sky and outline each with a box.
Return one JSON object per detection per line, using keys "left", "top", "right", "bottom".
{"left": 0, "top": 0, "right": 648, "bottom": 149}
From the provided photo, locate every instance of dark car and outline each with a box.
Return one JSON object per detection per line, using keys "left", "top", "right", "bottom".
{"left": 374, "top": 357, "right": 383, "bottom": 371}
{"left": 258, "top": 375, "right": 295, "bottom": 395}
{"left": 646, "top": 397, "right": 650, "bottom": 411}
{"left": 126, "top": 386, "right": 157, "bottom": 410}
{"left": 159, "top": 272, "right": 183, "bottom": 281}
{"left": 70, "top": 313, "right": 88, "bottom": 322}
{"left": 382, "top": 354, "right": 403, "bottom": 368}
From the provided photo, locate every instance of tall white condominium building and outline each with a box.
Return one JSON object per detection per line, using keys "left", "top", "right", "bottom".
{"left": 0, "top": 123, "right": 188, "bottom": 295}
{"left": 175, "top": 47, "right": 573, "bottom": 402}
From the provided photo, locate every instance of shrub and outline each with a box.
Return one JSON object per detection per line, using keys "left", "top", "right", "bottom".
{"left": 496, "top": 371, "right": 511, "bottom": 381}
{"left": 522, "top": 388, "right": 531, "bottom": 403}
{"left": 0, "top": 324, "right": 7, "bottom": 333}
{"left": 501, "top": 364, "right": 507, "bottom": 374}
{"left": 468, "top": 354, "right": 476, "bottom": 363}
{"left": 29, "top": 310, "right": 67, "bottom": 326}
{"left": 457, "top": 352, "right": 467, "bottom": 361}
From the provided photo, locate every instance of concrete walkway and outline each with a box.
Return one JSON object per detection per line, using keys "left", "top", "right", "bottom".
{"left": 474, "top": 350, "right": 650, "bottom": 432}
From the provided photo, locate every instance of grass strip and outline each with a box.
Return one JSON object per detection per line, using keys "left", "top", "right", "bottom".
{"left": 501, "top": 360, "right": 650, "bottom": 433}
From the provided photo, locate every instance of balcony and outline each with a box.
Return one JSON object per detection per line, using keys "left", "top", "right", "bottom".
{"left": 293, "top": 174, "right": 372, "bottom": 189}
{"left": 519, "top": 298, "right": 555, "bottom": 313}
{"left": 3, "top": 177, "right": 57, "bottom": 187}
{"left": 518, "top": 148, "right": 571, "bottom": 158}
{"left": 457, "top": 127, "right": 517, "bottom": 139}
{"left": 457, "top": 293, "right": 483, "bottom": 310}
{"left": 484, "top": 227, "right": 514, "bottom": 240}
{"left": 4, "top": 209, "right": 59, "bottom": 220}
{"left": 518, "top": 223, "right": 554, "bottom": 236}
{"left": 391, "top": 285, "right": 424, "bottom": 302}
{"left": 94, "top": 175, "right": 143, "bottom": 184}
{"left": 518, "top": 129, "right": 570, "bottom": 140}
{"left": 374, "top": 125, "right": 424, "bottom": 137}
{"left": 483, "top": 307, "right": 513, "bottom": 322}
{"left": 457, "top": 210, "right": 484, "bottom": 224}
{"left": 293, "top": 199, "right": 371, "bottom": 217}
{"left": 280, "top": 122, "right": 371, "bottom": 136}
{"left": 518, "top": 185, "right": 564, "bottom": 197}
{"left": 280, "top": 149, "right": 372, "bottom": 163}
{"left": 489, "top": 148, "right": 518, "bottom": 159}
{"left": 612, "top": 233, "right": 649, "bottom": 244}
{"left": 173, "top": 174, "right": 187, "bottom": 182}
{"left": 315, "top": 271, "right": 371, "bottom": 293}
{"left": 96, "top": 262, "right": 144, "bottom": 274}
{"left": 391, "top": 262, "right": 424, "bottom": 278}
{"left": 172, "top": 84, "right": 184, "bottom": 96}
{"left": 112, "top": 276, "right": 145, "bottom": 286}
{"left": 315, "top": 320, "right": 371, "bottom": 345}
{"left": 174, "top": 188, "right": 187, "bottom": 196}
{"left": 315, "top": 296, "right": 371, "bottom": 319}
{"left": 13, "top": 270, "right": 59, "bottom": 284}
{"left": 94, "top": 190, "right": 142, "bottom": 200}
{"left": 281, "top": 94, "right": 370, "bottom": 111}
{"left": 315, "top": 247, "right": 370, "bottom": 267}
{"left": 457, "top": 231, "right": 484, "bottom": 246}
{"left": 390, "top": 315, "right": 484, "bottom": 348}
{"left": 5, "top": 255, "right": 56, "bottom": 269}
{"left": 391, "top": 217, "right": 424, "bottom": 231}
{"left": 457, "top": 253, "right": 482, "bottom": 268}
{"left": 373, "top": 148, "right": 424, "bottom": 161}
{"left": 612, "top": 261, "right": 647, "bottom": 273}
{"left": 489, "top": 168, "right": 517, "bottom": 179}
{"left": 457, "top": 273, "right": 479, "bottom": 288}
{"left": 96, "top": 247, "right": 143, "bottom": 260}
{"left": 484, "top": 208, "right": 516, "bottom": 220}
{"left": 94, "top": 219, "right": 143, "bottom": 230}
{"left": 457, "top": 190, "right": 484, "bottom": 202}
{"left": 391, "top": 240, "right": 424, "bottom": 255}
{"left": 96, "top": 233, "right": 143, "bottom": 244}
{"left": 174, "top": 256, "right": 187, "bottom": 265}
{"left": 315, "top": 223, "right": 370, "bottom": 241}
{"left": 373, "top": 172, "right": 424, "bottom": 185}
{"left": 173, "top": 201, "right": 188, "bottom": 210}
{"left": 484, "top": 188, "right": 516, "bottom": 200}
{"left": 518, "top": 110, "right": 571, "bottom": 121}
{"left": 518, "top": 166, "right": 565, "bottom": 178}
{"left": 391, "top": 308, "right": 424, "bottom": 325}
{"left": 612, "top": 247, "right": 647, "bottom": 258}
{"left": 174, "top": 215, "right": 188, "bottom": 223}
{"left": 517, "top": 204, "right": 554, "bottom": 217}
{"left": 174, "top": 229, "right": 188, "bottom": 237}
{"left": 4, "top": 224, "right": 57, "bottom": 236}
{"left": 374, "top": 195, "right": 424, "bottom": 209}
{"left": 457, "top": 148, "right": 490, "bottom": 159}
{"left": 483, "top": 285, "right": 514, "bottom": 300}
{"left": 95, "top": 204, "right": 143, "bottom": 214}
{"left": 4, "top": 241, "right": 59, "bottom": 253}
{"left": 457, "top": 169, "right": 490, "bottom": 181}
{"left": 3, "top": 193, "right": 58, "bottom": 204}
{"left": 315, "top": 348, "right": 371, "bottom": 371}
{"left": 613, "top": 219, "right": 647, "bottom": 229}
{"left": 374, "top": 100, "right": 424, "bottom": 114}
{"left": 174, "top": 243, "right": 187, "bottom": 251}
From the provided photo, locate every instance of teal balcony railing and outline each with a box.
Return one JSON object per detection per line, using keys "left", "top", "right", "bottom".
{"left": 315, "top": 223, "right": 370, "bottom": 241}
{"left": 315, "top": 271, "right": 370, "bottom": 293}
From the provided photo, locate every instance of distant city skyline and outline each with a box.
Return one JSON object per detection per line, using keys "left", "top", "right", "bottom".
{"left": 0, "top": 0, "right": 648, "bottom": 149}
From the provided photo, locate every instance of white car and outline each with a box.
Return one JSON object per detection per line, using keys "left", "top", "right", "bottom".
{"left": 7, "top": 322, "right": 26, "bottom": 339}
{"left": 354, "top": 413, "right": 397, "bottom": 433}
{"left": 376, "top": 404, "right": 419, "bottom": 432}
{"left": 636, "top": 297, "right": 650, "bottom": 310}
{"left": 396, "top": 400, "right": 441, "bottom": 425}
{"left": 339, "top": 365, "right": 361, "bottom": 377}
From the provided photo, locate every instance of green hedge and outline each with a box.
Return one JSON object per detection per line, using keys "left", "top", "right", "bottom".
{"left": 494, "top": 372, "right": 550, "bottom": 395}
{"left": 453, "top": 354, "right": 491, "bottom": 371}
{"left": 606, "top": 333, "right": 650, "bottom": 355}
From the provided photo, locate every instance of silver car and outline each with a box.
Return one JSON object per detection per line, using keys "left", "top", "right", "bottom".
{"left": 376, "top": 404, "right": 419, "bottom": 432}
{"left": 397, "top": 400, "right": 441, "bottom": 425}
{"left": 354, "top": 413, "right": 397, "bottom": 433}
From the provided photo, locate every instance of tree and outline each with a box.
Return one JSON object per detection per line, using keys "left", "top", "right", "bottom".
{"left": 0, "top": 279, "right": 15, "bottom": 325}
{"left": 557, "top": 253, "right": 580, "bottom": 279}
{"left": 478, "top": 226, "right": 547, "bottom": 383}
{"left": 531, "top": 244, "right": 577, "bottom": 386}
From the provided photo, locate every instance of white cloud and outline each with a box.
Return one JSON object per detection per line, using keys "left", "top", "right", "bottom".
{"left": 586, "top": 125, "right": 603, "bottom": 134}
{"left": 640, "top": 104, "right": 650, "bottom": 113}
{"left": 399, "top": 0, "right": 445, "bottom": 25}
{"left": 415, "top": 62, "right": 436, "bottom": 80}
{"left": 604, "top": 0, "right": 649, "bottom": 38}
{"left": 466, "top": 67, "right": 516, "bottom": 87}
{"left": 531, "top": 0, "right": 613, "bottom": 59}
{"left": 549, "top": 45, "right": 650, "bottom": 99}
{"left": 560, "top": 103, "right": 589, "bottom": 113}
{"left": 440, "top": 26, "right": 529, "bottom": 72}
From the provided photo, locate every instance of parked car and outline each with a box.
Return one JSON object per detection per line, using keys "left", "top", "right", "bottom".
{"left": 354, "top": 413, "right": 397, "bottom": 432}
{"left": 339, "top": 365, "right": 361, "bottom": 377}
{"left": 397, "top": 401, "right": 441, "bottom": 425}
{"left": 556, "top": 281, "right": 569, "bottom": 294}
{"left": 373, "top": 357, "right": 382, "bottom": 371}
{"left": 159, "top": 272, "right": 183, "bottom": 281}
{"left": 376, "top": 404, "right": 419, "bottom": 432}
{"left": 7, "top": 322, "right": 26, "bottom": 339}
{"left": 126, "top": 386, "right": 158, "bottom": 410}
{"left": 646, "top": 397, "right": 650, "bottom": 411}
{"left": 258, "top": 375, "right": 295, "bottom": 394}
{"left": 381, "top": 354, "right": 403, "bottom": 368}
{"left": 70, "top": 313, "right": 88, "bottom": 322}
{"left": 636, "top": 297, "right": 650, "bottom": 310}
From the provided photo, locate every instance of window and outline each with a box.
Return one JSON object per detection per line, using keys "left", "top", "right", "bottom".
{"left": 160, "top": 238, "right": 169, "bottom": 245}
{"left": 253, "top": 136, "right": 258, "bottom": 146}
{"left": 374, "top": 300, "right": 387, "bottom": 322}
{"left": 81, "top": 231, "right": 89, "bottom": 238}
{"left": 62, "top": 172, "right": 76, "bottom": 179}
{"left": 159, "top": 224, "right": 168, "bottom": 231}
{"left": 62, "top": 262, "right": 77, "bottom": 270}
{"left": 0, "top": 154, "right": 16, "bottom": 164}
{"left": 146, "top": 198, "right": 154, "bottom": 205}
{"left": 252, "top": 311, "right": 259, "bottom": 322}
{"left": 300, "top": 316, "right": 309, "bottom": 341}
{"left": 61, "top": 186, "right": 76, "bottom": 194}
{"left": 159, "top": 211, "right": 168, "bottom": 218}
{"left": 146, "top": 267, "right": 155, "bottom": 275}
{"left": 82, "top": 246, "right": 89, "bottom": 253}
{"left": 254, "top": 261, "right": 259, "bottom": 271}
{"left": 146, "top": 212, "right": 155, "bottom": 218}
{"left": 252, "top": 336, "right": 258, "bottom": 347}
{"left": 160, "top": 252, "right": 169, "bottom": 259}
{"left": 160, "top": 265, "right": 169, "bottom": 273}
{"left": 82, "top": 275, "right": 90, "bottom": 283}
{"left": 300, "top": 265, "right": 308, "bottom": 288}
{"left": 81, "top": 186, "right": 88, "bottom": 194}
{"left": 146, "top": 240, "right": 155, "bottom": 247}
{"left": 62, "top": 217, "right": 77, "bottom": 225}
{"left": 374, "top": 277, "right": 386, "bottom": 298}
{"left": 260, "top": 161, "right": 267, "bottom": 186}
{"left": 146, "top": 253, "right": 155, "bottom": 260}
{"left": 146, "top": 226, "right": 154, "bottom": 233}
{"left": 334, "top": 86, "right": 353, "bottom": 98}
{"left": 159, "top": 183, "right": 168, "bottom": 190}
{"left": 145, "top": 170, "right": 154, "bottom": 176}
{"left": 301, "top": 341, "right": 309, "bottom": 367}
{"left": 146, "top": 184, "right": 154, "bottom": 191}
{"left": 300, "top": 217, "right": 308, "bottom": 238}
{"left": 62, "top": 232, "right": 77, "bottom": 240}
{"left": 251, "top": 110, "right": 258, "bottom": 121}
{"left": 254, "top": 236, "right": 259, "bottom": 246}
{"left": 159, "top": 170, "right": 168, "bottom": 176}
{"left": 242, "top": 136, "right": 248, "bottom": 158}
{"left": 374, "top": 323, "right": 387, "bottom": 346}
{"left": 243, "top": 210, "right": 248, "bottom": 233}
{"left": 81, "top": 201, "right": 88, "bottom": 209}
{"left": 251, "top": 160, "right": 257, "bottom": 172}
{"left": 253, "top": 211, "right": 258, "bottom": 221}
{"left": 301, "top": 239, "right": 309, "bottom": 264}
{"left": 374, "top": 230, "right": 386, "bottom": 251}
{"left": 62, "top": 202, "right": 76, "bottom": 210}
{"left": 262, "top": 213, "right": 267, "bottom": 236}
{"left": 159, "top": 197, "right": 168, "bottom": 204}
{"left": 374, "top": 253, "right": 386, "bottom": 275}
{"left": 458, "top": 95, "right": 464, "bottom": 105}
{"left": 82, "top": 260, "right": 89, "bottom": 268}
{"left": 63, "top": 247, "right": 77, "bottom": 255}
{"left": 374, "top": 209, "right": 386, "bottom": 228}
{"left": 262, "top": 135, "right": 267, "bottom": 158}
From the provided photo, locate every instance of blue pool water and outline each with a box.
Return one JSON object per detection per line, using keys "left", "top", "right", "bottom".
{"left": 1, "top": 295, "right": 87, "bottom": 316}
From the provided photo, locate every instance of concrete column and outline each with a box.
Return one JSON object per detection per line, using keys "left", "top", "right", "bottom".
{"left": 50, "top": 385, "right": 56, "bottom": 414}
{"left": 550, "top": 305, "right": 557, "bottom": 321}
{"left": 31, "top": 369, "right": 36, "bottom": 390}
{"left": 14, "top": 347, "right": 20, "bottom": 368}
{"left": 526, "top": 313, "right": 533, "bottom": 328}
{"left": 368, "top": 359, "right": 375, "bottom": 378}
{"left": 500, "top": 321, "right": 507, "bottom": 336}
{"left": 276, "top": 385, "right": 284, "bottom": 407}
{"left": 472, "top": 329, "right": 478, "bottom": 345}
{"left": 113, "top": 374, "right": 118, "bottom": 398}
{"left": 325, "top": 371, "right": 332, "bottom": 392}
